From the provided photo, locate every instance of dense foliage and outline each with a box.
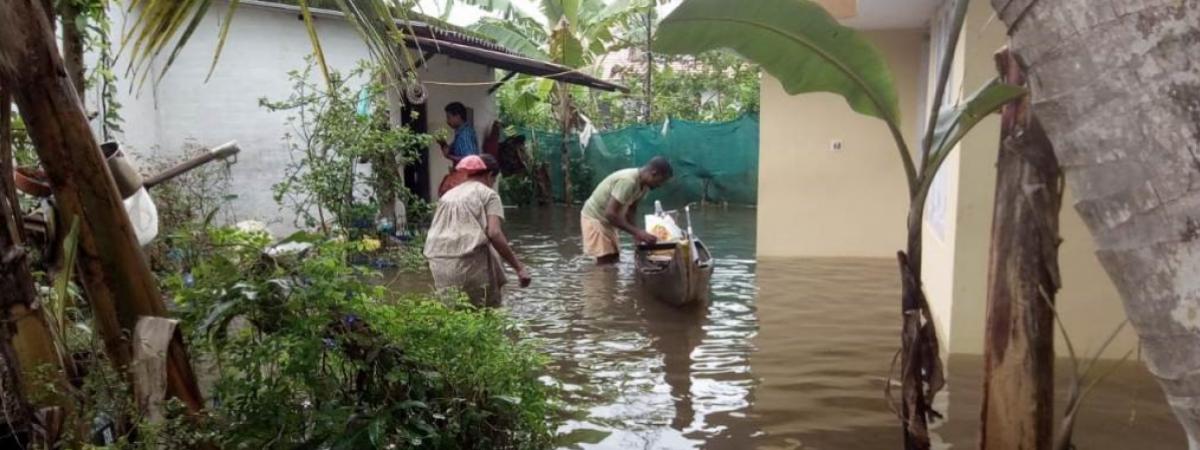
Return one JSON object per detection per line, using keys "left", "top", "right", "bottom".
{"left": 165, "top": 227, "right": 556, "bottom": 449}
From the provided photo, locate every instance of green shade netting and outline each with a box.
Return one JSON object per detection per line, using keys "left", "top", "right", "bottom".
{"left": 521, "top": 113, "right": 758, "bottom": 206}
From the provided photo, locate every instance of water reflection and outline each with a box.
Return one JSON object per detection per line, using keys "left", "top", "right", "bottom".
{"left": 385, "top": 205, "right": 1180, "bottom": 449}
{"left": 503, "top": 206, "right": 759, "bottom": 449}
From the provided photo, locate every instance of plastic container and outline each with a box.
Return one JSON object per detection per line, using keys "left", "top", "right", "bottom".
{"left": 123, "top": 187, "right": 159, "bottom": 246}
{"left": 644, "top": 213, "right": 683, "bottom": 243}
{"left": 101, "top": 142, "right": 143, "bottom": 199}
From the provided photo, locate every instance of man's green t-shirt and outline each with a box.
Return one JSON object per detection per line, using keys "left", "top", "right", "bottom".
{"left": 582, "top": 168, "right": 646, "bottom": 224}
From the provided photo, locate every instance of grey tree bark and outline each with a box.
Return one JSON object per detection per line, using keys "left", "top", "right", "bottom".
{"left": 990, "top": 1, "right": 1200, "bottom": 447}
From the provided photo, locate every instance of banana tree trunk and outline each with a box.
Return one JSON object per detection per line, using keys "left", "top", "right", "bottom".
{"left": 60, "top": 0, "right": 86, "bottom": 103}
{"left": 991, "top": 1, "right": 1200, "bottom": 447}
{"left": 979, "top": 48, "right": 1060, "bottom": 450}
{"left": 0, "top": 87, "right": 36, "bottom": 447}
{"left": 0, "top": 0, "right": 206, "bottom": 416}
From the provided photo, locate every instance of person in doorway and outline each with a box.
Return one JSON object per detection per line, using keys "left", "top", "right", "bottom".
{"left": 424, "top": 155, "right": 532, "bottom": 307}
{"left": 436, "top": 102, "right": 479, "bottom": 198}
{"left": 580, "top": 157, "right": 674, "bottom": 264}
{"left": 437, "top": 102, "right": 478, "bottom": 163}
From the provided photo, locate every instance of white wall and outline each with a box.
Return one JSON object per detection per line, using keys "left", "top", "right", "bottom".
{"left": 91, "top": 1, "right": 495, "bottom": 235}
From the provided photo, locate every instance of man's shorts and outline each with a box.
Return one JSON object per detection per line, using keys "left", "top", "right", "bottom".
{"left": 580, "top": 214, "right": 619, "bottom": 258}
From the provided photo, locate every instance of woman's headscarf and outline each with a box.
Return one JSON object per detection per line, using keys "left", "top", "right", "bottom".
{"left": 456, "top": 154, "right": 499, "bottom": 175}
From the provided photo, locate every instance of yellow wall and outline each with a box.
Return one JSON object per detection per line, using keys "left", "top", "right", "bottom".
{"left": 920, "top": 0, "right": 1137, "bottom": 359}
{"left": 754, "top": 3, "right": 1136, "bottom": 360}
{"left": 756, "top": 30, "right": 923, "bottom": 258}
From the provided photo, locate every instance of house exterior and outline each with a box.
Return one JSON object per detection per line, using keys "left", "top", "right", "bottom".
{"left": 755, "top": 0, "right": 1135, "bottom": 360}
{"left": 88, "top": 0, "right": 619, "bottom": 235}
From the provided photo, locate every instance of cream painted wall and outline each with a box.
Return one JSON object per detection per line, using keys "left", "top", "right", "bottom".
{"left": 754, "top": 2, "right": 1135, "bottom": 360}
{"left": 756, "top": 30, "right": 923, "bottom": 258}
{"left": 918, "top": 0, "right": 1136, "bottom": 360}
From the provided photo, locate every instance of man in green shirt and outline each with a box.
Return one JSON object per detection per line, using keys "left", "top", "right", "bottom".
{"left": 580, "top": 157, "right": 674, "bottom": 264}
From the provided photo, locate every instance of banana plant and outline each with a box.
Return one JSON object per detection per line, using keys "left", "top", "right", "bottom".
{"left": 653, "top": 0, "right": 1023, "bottom": 448}
{"left": 459, "top": 0, "right": 653, "bottom": 201}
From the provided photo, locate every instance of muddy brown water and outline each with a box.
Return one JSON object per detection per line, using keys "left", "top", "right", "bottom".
{"left": 387, "top": 206, "right": 1183, "bottom": 449}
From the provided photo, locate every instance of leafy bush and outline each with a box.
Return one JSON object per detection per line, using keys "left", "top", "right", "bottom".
{"left": 169, "top": 227, "right": 556, "bottom": 449}
{"left": 261, "top": 60, "right": 432, "bottom": 237}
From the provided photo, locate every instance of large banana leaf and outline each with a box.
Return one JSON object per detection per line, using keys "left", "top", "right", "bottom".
{"left": 540, "top": 0, "right": 581, "bottom": 26}
{"left": 549, "top": 19, "right": 584, "bottom": 68}
{"left": 471, "top": 19, "right": 550, "bottom": 60}
{"left": 653, "top": 0, "right": 899, "bottom": 123}
{"left": 922, "top": 78, "right": 1026, "bottom": 187}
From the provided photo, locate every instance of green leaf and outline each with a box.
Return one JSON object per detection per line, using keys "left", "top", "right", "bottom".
{"left": 541, "top": 0, "right": 580, "bottom": 25}
{"left": 492, "top": 395, "right": 521, "bottom": 406}
{"left": 653, "top": 0, "right": 899, "bottom": 122}
{"left": 205, "top": 0, "right": 241, "bottom": 82}
{"left": 653, "top": 0, "right": 917, "bottom": 192}
{"left": 928, "top": 78, "right": 1026, "bottom": 165}
{"left": 556, "top": 428, "right": 611, "bottom": 446}
{"left": 471, "top": 20, "right": 550, "bottom": 60}
{"left": 549, "top": 20, "right": 584, "bottom": 68}
{"left": 297, "top": 0, "right": 331, "bottom": 86}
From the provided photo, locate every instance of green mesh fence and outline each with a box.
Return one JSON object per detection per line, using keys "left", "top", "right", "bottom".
{"left": 521, "top": 113, "right": 759, "bottom": 206}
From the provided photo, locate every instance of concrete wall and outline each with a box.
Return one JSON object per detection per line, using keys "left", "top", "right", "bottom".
{"left": 91, "top": 1, "right": 494, "bottom": 235}
{"left": 756, "top": 30, "right": 924, "bottom": 258}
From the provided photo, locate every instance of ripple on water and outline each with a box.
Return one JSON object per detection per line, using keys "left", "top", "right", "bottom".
{"left": 392, "top": 205, "right": 1181, "bottom": 449}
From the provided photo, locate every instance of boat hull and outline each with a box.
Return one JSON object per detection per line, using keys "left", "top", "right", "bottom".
{"left": 635, "top": 240, "right": 714, "bottom": 307}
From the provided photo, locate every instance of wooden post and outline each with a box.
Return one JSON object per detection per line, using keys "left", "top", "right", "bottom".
{"left": 0, "top": 0, "right": 207, "bottom": 417}
{"left": 978, "top": 48, "right": 1060, "bottom": 450}
{"left": 558, "top": 82, "right": 573, "bottom": 204}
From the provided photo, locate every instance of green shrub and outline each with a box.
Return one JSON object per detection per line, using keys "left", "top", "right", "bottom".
{"left": 169, "top": 227, "right": 555, "bottom": 449}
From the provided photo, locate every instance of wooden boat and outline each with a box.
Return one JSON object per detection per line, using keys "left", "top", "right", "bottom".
{"left": 635, "top": 239, "right": 714, "bottom": 306}
{"left": 635, "top": 207, "right": 714, "bottom": 306}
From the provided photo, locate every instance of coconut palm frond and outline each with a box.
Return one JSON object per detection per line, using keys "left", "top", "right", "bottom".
{"left": 122, "top": 0, "right": 422, "bottom": 91}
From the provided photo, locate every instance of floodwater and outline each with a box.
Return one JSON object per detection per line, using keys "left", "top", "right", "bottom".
{"left": 392, "top": 205, "right": 1184, "bottom": 449}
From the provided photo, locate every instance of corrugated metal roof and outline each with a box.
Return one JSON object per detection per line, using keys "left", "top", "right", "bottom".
{"left": 240, "top": 0, "right": 626, "bottom": 91}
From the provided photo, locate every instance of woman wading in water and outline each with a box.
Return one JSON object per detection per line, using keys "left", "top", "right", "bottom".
{"left": 423, "top": 154, "right": 532, "bottom": 306}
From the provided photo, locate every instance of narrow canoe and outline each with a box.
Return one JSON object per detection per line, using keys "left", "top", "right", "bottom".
{"left": 634, "top": 239, "right": 714, "bottom": 307}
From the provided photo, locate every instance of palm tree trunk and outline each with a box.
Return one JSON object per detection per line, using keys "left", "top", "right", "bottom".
{"left": 0, "top": 0, "right": 207, "bottom": 417}
{"left": 990, "top": 1, "right": 1200, "bottom": 447}
{"left": 979, "top": 48, "right": 1059, "bottom": 450}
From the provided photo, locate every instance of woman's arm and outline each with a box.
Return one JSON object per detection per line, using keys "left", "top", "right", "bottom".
{"left": 486, "top": 215, "right": 532, "bottom": 287}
